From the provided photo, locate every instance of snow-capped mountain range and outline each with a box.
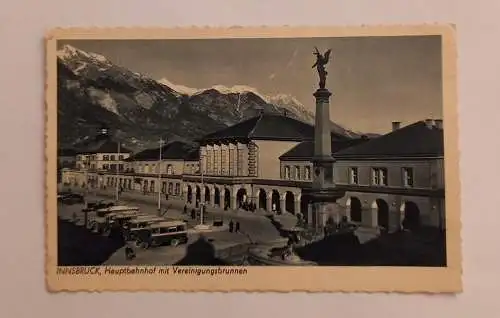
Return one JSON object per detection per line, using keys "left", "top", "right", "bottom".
{"left": 56, "top": 44, "right": 359, "bottom": 151}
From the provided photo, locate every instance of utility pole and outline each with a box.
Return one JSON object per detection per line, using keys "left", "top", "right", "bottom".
{"left": 199, "top": 152, "right": 205, "bottom": 225}
{"left": 157, "top": 138, "right": 164, "bottom": 214}
{"left": 115, "top": 140, "right": 120, "bottom": 202}
{"left": 83, "top": 159, "right": 89, "bottom": 228}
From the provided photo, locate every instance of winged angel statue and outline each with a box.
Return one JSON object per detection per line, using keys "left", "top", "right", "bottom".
{"left": 312, "top": 47, "right": 332, "bottom": 89}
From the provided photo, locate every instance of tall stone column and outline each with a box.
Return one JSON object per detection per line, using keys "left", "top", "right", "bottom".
{"left": 266, "top": 195, "right": 273, "bottom": 212}
{"left": 294, "top": 199, "right": 301, "bottom": 216}
{"left": 231, "top": 195, "right": 238, "bottom": 211}
{"left": 279, "top": 197, "right": 286, "bottom": 214}
{"left": 307, "top": 87, "right": 343, "bottom": 231}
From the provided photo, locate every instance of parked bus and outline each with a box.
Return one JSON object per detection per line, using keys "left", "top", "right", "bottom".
{"left": 135, "top": 220, "right": 188, "bottom": 249}
{"left": 92, "top": 206, "right": 139, "bottom": 234}
{"left": 125, "top": 216, "right": 166, "bottom": 241}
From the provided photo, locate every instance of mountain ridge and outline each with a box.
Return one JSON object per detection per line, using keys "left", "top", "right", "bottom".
{"left": 57, "top": 44, "right": 361, "bottom": 152}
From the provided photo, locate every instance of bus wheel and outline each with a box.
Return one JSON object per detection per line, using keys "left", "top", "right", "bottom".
{"left": 143, "top": 242, "right": 150, "bottom": 249}
{"left": 170, "top": 239, "right": 179, "bottom": 247}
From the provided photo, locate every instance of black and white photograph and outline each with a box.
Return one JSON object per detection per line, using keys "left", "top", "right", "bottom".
{"left": 46, "top": 26, "right": 461, "bottom": 292}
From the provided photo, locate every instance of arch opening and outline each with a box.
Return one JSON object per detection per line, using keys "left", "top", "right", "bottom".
{"left": 204, "top": 186, "right": 211, "bottom": 203}
{"left": 285, "top": 191, "right": 295, "bottom": 214}
{"left": 402, "top": 201, "right": 421, "bottom": 231}
{"left": 258, "top": 189, "right": 267, "bottom": 211}
{"left": 214, "top": 187, "right": 221, "bottom": 206}
{"left": 236, "top": 188, "right": 247, "bottom": 209}
{"left": 350, "top": 197, "right": 362, "bottom": 223}
{"left": 195, "top": 186, "right": 201, "bottom": 207}
{"left": 187, "top": 185, "right": 193, "bottom": 203}
{"left": 271, "top": 190, "right": 281, "bottom": 213}
{"left": 223, "top": 188, "right": 231, "bottom": 210}
{"left": 376, "top": 199, "right": 389, "bottom": 232}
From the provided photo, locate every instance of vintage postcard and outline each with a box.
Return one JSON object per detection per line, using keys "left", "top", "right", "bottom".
{"left": 45, "top": 25, "right": 461, "bottom": 292}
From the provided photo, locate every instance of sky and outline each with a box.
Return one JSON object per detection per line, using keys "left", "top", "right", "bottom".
{"left": 59, "top": 36, "right": 443, "bottom": 134}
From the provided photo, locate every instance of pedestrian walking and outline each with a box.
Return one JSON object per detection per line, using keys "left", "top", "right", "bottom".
{"left": 183, "top": 205, "right": 188, "bottom": 214}
{"left": 235, "top": 221, "right": 240, "bottom": 233}
{"left": 191, "top": 208, "right": 196, "bottom": 220}
{"left": 229, "top": 220, "right": 234, "bottom": 233}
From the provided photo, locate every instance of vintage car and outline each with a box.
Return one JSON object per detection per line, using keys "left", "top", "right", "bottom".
{"left": 92, "top": 205, "right": 140, "bottom": 234}
{"left": 60, "top": 193, "right": 85, "bottom": 205}
{"left": 135, "top": 220, "right": 188, "bottom": 249}
{"left": 125, "top": 215, "right": 166, "bottom": 241}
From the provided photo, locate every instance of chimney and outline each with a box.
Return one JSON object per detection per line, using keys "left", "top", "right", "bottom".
{"left": 391, "top": 121, "right": 401, "bottom": 131}
{"left": 434, "top": 119, "right": 443, "bottom": 129}
{"left": 425, "top": 118, "right": 435, "bottom": 129}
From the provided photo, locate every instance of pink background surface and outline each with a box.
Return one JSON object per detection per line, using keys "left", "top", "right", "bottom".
{"left": 1, "top": 0, "right": 499, "bottom": 317}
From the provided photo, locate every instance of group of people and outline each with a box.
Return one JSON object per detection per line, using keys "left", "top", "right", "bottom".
{"left": 228, "top": 220, "right": 241, "bottom": 233}
{"left": 238, "top": 201, "right": 257, "bottom": 212}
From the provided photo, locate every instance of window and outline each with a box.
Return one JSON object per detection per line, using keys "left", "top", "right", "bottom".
{"left": 118, "top": 155, "right": 124, "bottom": 160}
{"left": 110, "top": 155, "right": 116, "bottom": 161}
{"left": 206, "top": 150, "right": 212, "bottom": 174}
{"left": 168, "top": 183, "right": 173, "bottom": 194}
{"left": 214, "top": 150, "right": 219, "bottom": 174}
{"left": 221, "top": 148, "right": 227, "bottom": 175}
{"left": 284, "top": 165, "right": 291, "bottom": 179}
{"left": 144, "top": 164, "right": 149, "bottom": 173}
{"left": 403, "top": 167, "right": 414, "bottom": 187}
{"left": 349, "top": 167, "right": 359, "bottom": 184}
{"left": 371, "top": 168, "right": 388, "bottom": 186}
{"left": 103, "top": 155, "right": 109, "bottom": 161}
{"left": 175, "top": 183, "right": 180, "bottom": 195}
{"left": 305, "top": 166, "right": 311, "bottom": 180}
{"left": 294, "top": 166, "right": 301, "bottom": 180}
{"left": 229, "top": 148, "right": 236, "bottom": 176}
{"left": 166, "top": 164, "right": 173, "bottom": 175}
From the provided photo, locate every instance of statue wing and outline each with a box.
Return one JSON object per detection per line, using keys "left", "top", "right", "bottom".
{"left": 324, "top": 49, "right": 332, "bottom": 62}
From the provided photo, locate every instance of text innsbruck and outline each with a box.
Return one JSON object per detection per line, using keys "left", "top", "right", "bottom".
{"left": 56, "top": 266, "right": 249, "bottom": 276}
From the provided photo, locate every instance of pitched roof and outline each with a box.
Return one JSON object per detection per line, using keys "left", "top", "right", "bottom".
{"left": 200, "top": 113, "right": 353, "bottom": 143}
{"left": 77, "top": 139, "right": 132, "bottom": 154}
{"left": 279, "top": 138, "right": 370, "bottom": 161}
{"left": 333, "top": 120, "right": 444, "bottom": 159}
{"left": 74, "top": 131, "right": 132, "bottom": 154}
{"left": 200, "top": 114, "right": 317, "bottom": 142}
{"left": 183, "top": 148, "right": 200, "bottom": 161}
{"left": 126, "top": 141, "right": 197, "bottom": 161}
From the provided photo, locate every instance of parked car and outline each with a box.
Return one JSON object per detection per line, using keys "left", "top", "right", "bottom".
{"left": 61, "top": 193, "right": 84, "bottom": 205}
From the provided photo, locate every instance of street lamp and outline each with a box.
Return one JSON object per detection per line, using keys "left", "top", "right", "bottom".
{"left": 157, "top": 138, "right": 165, "bottom": 213}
